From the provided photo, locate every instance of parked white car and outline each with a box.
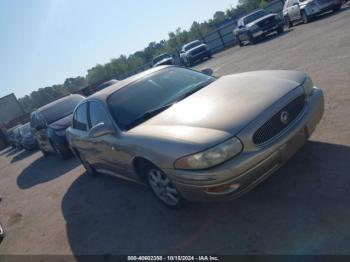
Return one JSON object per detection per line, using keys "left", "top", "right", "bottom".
{"left": 283, "top": 0, "right": 342, "bottom": 27}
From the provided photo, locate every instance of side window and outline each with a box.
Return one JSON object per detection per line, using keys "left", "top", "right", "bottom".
{"left": 73, "top": 103, "right": 88, "bottom": 131}
{"left": 88, "top": 101, "right": 112, "bottom": 128}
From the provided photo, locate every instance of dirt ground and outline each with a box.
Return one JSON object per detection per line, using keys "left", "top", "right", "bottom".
{"left": 0, "top": 7, "right": 349, "bottom": 256}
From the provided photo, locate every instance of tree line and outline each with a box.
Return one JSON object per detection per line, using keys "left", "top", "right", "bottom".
{"left": 19, "top": 0, "right": 267, "bottom": 113}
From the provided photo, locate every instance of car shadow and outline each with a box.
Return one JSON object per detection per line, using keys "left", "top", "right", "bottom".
{"left": 5, "top": 148, "right": 22, "bottom": 157}
{"left": 17, "top": 155, "right": 80, "bottom": 189}
{"left": 10, "top": 149, "right": 38, "bottom": 163}
{"left": 62, "top": 141, "right": 350, "bottom": 256}
{"left": 252, "top": 29, "right": 293, "bottom": 45}
{"left": 0, "top": 146, "right": 14, "bottom": 156}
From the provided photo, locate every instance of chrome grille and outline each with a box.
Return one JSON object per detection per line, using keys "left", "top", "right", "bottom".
{"left": 253, "top": 95, "right": 306, "bottom": 145}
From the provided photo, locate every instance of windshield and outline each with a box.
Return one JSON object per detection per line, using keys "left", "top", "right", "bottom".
{"left": 108, "top": 67, "right": 215, "bottom": 130}
{"left": 152, "top": 54, "right": 170, "bottom": 64}
{"left": 40, "top": 95, "right": 84, "bottom": 124}
{"left": 243, "top": 10, "right": 268, "bottom": 25}
{"left": 20, "top": 123, "right": 31, "bottom": 136}
{"left": 183, "top": 41, "right": 202, "bottom": 51}
{"left": 97, "top": 80, "right": 118, "bottom": 91}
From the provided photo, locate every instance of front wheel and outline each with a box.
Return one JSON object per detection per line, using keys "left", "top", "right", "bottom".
{"left": 333, "top": 4, "right": 341, "bottom": 12}
{"left": 146, "top": 166, "right": 186, "bottom": 209}
{"left": 237, "top": 37, "right": 244, "bottom": 47}
{"left": 285, "top": 15, "right": 293, "bottom": 28}
{"left": 277, "top": 26, "right": 284, "bottom": 34}
{"left": 301, "top": 11, "right": 309, "bottom": 24}
{"left": 248, "top": 33, "right": 257, "bottom": 44}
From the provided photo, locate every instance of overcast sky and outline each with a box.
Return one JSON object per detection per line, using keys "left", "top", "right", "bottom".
{"left": 0, "top": 0, "right": 238, "bottom": 98}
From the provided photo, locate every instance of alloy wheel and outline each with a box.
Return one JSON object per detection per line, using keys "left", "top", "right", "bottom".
{"left": 148, "top": 168, "right": 180, "bottom": 206}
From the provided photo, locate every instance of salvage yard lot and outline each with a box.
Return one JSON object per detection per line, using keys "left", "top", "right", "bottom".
{"left": 1, "top": 7, "right": 350, "bottom": 255}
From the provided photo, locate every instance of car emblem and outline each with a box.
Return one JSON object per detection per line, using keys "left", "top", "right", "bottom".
{"left": 280, "top": 111, "right": 290, "bottom": 125}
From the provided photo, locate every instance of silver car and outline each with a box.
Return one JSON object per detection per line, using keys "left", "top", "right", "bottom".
{"left": 283, "top": 0, "right": 342, "bottom": 26}
{"left": 67, "top": 66, "right": 324, "bottom": 208}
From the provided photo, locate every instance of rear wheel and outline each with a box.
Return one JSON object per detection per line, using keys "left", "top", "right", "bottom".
{"left": 301, "top": 11, "right": 309, "bottom": 24}
{"left": 146, "top": 165, "right": 186, "bottom": 209}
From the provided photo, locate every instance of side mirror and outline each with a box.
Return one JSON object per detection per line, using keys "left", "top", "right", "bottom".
{"left": 293, "top": 2, "right": 299, "bottom": 6}
{"left": 238, "top": 25, "right": 244, "bottom": 29}
{"left": 201, "top": 68, "right": 214, "bottom": 76}
{"left": 89, "top": 122, "right": 115, "bottom": 138}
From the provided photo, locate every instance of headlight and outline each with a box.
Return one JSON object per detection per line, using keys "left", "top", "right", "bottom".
{"left": 174, "top": 137, "right": 243, "bottom": 170}
{"left": 303, "top": 76, "right": 314, "bottom": 96}
{"left": 55, "top": 129, "right": 67, "bottom": 136}
{"left": 250, "top": 24, "right": 260, "bottom": 31}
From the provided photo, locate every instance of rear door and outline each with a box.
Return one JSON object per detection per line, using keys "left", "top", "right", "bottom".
{"left": 70, "top": 102, "right": 90, "bottom": 159}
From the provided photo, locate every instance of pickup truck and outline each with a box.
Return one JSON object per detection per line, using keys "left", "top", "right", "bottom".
{"left": 180, "top": 40, "right": 211, "bottom": 67}
{"left": 234, "top": 9, "right": 284, "bottom": 46}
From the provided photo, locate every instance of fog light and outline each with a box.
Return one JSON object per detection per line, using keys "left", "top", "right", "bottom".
{"left": 204, "top": 183, "right": 240, "bottom": 194}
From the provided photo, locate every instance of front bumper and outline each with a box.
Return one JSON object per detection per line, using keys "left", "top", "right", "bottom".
{"left": 165, "top": 87, "right": 324, "bottom": 202}
{"left": 188, "top": 50, "right": 211, "bottom": 63}
{"left": 252, "top": 22, "right": 284, "bottom": 38}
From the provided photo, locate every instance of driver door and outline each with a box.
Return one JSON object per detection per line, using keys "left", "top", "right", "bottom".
{"left": 87, "top": 101, "right": 135, "bottom": 180}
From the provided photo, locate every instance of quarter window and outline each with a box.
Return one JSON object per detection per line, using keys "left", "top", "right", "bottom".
{"left": 73, "top": 103, "right": 88, "bottom": 131}
{"left": 89, "top": 101, "right": 111, "bottom": 128}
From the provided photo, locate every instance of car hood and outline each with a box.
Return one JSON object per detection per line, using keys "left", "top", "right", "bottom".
{"left": 130, "top": 70, "right": 306, "bottom": 146}
{"left": 187, "top": 44, "right": 207, "bottom": 53}
{"left": 247, "top": 14, "right": 276, "bottom": 27}
{"left": 48, "top": 114, "right": 73, "bottom": 130}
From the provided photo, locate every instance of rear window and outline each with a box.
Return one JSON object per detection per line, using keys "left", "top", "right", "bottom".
{"left": 183, "top": 41, "right": 202, "bottom": 51}
{"left": 40, "top": 95, "right": 84, "bottom": 124}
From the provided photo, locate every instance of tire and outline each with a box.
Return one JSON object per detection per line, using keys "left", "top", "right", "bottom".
{"left": 248, "top": 33, "right": 257, "bottom": 45}
{"left": 277, "top": 26, "right": 284, "bottom": 34}
{"left": 0, "top": 223, "right": 4, "bottom": 240}
{"left": 237, "top": 38, "right": 244, "bottom": 47}
{"left": 146, "top": 164, "right": 186, "bottom": 209}
{"left": 285, "top": 15, "right": 293, "bottom": 28}
{"left": 333, "top": 4, "right": 341, "bottom": 12}
{"left": 301, "top": 11, "right": 309, "bottom": 24}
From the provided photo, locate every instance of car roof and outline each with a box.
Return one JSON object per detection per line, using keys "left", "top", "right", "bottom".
{"left": 36, "top": 94, "right": 84, "bottom": 113}
{"left": 88, "top": 65, "right": 172, "bottom": 102}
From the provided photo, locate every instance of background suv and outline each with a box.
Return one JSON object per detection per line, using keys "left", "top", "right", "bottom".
{"left": 180, "top": 40, "right": 211, "bottom": 67}
{"left": 19, "top": 123, "right": 38, "bottom": 150}
{"left": 234, "top": 9, "right": 284, "bottom": 46}
{"left": 283, "top": 0, "right": 342, "bottom": 26}
{"left": 30, "top": 94, "right": 85, "bottom": 159}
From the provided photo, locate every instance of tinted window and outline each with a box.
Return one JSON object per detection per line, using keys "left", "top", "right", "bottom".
{"left": 243, "top": 10, "right": 268, "bottom": 25}
{"left": 40, "top": 95, "right": 84, "bottom": 124}
{"left": 183, "top": 41, "right": 202, "bottom": 51}
{"left": 153, "top": 53, "right": 170, "bottom": 65}
{"left": 89, "top": 101, "right": 111, "bottom": 128}
{"left": 73, "top": 103, "right": 88, "bottom": 131}
{"left": 108, "top": 67, "right": 215, "bottom": 130}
